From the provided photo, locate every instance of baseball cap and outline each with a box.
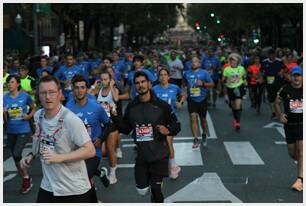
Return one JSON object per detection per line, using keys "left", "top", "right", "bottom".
{"left": 290, "top": 66, "right": 303, "bottom": 76}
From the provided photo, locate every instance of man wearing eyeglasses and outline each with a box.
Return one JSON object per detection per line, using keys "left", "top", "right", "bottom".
{"left": 274, "top": 66, "right": 303, "bottom": 192}
{"left": 20, "top": 75, "right": 97, "bottom": 202}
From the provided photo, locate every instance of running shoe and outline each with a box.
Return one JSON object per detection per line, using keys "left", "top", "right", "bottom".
{"left": 169, "top": 165, "right": 181, "bottom": 179}
{"left": 235, "top": 121, "right": 240, "bottom": 130}
{"left": 192, "top": 138, "right": 200, "bottom": 149}
{"left": 232, "top": 120, "right": 237, "bottom": 128}
{"left": 108, "top": 173, "right": 118, "bottom": 185}
{"left": 116, "top": 148, "right": 123, "bottom": 159}
{"left": 100, "top": 167, "right": 110, "bottom": 187}
{"left": 291, "top": 178, "right": 303, "bottom": 191}
{"left": 202, "top": 133, "right": 207, "bottom": 147}
{"left": 21, "top": 177, "right": 32, "bottom": 194}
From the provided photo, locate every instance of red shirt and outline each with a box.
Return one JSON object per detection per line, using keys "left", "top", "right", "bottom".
{"left": 248, "top": 64, "right": 262, "bottom": 85}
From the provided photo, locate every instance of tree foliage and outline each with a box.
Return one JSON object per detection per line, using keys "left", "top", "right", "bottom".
{"left": 187, "top": 3, "right": 302, "bottom": 48}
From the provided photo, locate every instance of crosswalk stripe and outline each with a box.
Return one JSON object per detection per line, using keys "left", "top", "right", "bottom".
{"left": 4, "top": 173, "right": 17, "bottom": 182}
{"left": 224, "top": 141, "right": 264, "bottom": 165}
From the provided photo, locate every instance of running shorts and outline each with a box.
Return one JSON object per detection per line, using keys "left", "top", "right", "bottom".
{"left": 284, "top": 123, "right": 303, "bottom": 144}
{"left": 227, "top": 85, "right": 246, "bottom": 101}
{"left": 134, "top": 157, "right": 169, "bottom": 189}
{"left": 187, "top": 99, "right": 208, "bottom": 117}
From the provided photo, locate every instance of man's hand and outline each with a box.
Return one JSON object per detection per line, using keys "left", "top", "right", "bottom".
{"left": 279, "top": 113, "right": 288, "bottom": 124}
{"left": 42, "top": 149, "right": 62, "bottom": 164}
{"left": 20, "top": 155, "right": 34, "bottom": 168}
{"left": 196, "top": 79, "right": 204, "bottom": 87}
{"left": 93, "top": 138, "right": 102, "bottom": 148}
{"left": 156, "top": 125, "right": 170, "bottom": 136}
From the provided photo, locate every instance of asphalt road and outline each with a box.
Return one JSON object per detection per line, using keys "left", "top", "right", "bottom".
{"left": 3, "top": 95, "right": 303, "bottom": 203}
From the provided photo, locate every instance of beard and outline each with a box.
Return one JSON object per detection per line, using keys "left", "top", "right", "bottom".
{"left": 75, "top": 94, "right": 86, "bottom": 101}
{"left": 137, "top": 87, "right": 149, "bottom": 95}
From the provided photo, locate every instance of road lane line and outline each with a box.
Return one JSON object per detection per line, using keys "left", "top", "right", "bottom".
{"left": 224, "top": 141, "right": 264, "bottom": 165}
{"left": 165, "top": 172, "right": 242, "bottom": 203}
{"left": 4, "top": 173, "right": 17, "bottom": 182}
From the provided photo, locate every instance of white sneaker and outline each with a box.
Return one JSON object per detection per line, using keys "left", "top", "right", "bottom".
{"left": 169, "top": 166, "right": 181, "bottom": 179}
{"left": 116, "top": 148, "right": 123, "bottom": 159}
{"left": 108, "top": 173, "right": 118, "bottom": 184}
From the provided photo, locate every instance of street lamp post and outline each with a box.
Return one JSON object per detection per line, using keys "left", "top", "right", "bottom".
{"left": 33, "top": 4, "right": 39, "bottom": 55}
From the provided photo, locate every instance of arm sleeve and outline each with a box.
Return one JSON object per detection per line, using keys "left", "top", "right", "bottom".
{"left": 165, "top": 105, "right": 181, "bottom": 136}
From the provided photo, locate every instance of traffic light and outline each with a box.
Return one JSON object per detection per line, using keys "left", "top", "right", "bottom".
{"left": 210, "top": 13, "right": 215, "bottom": 17}
{"left": 195, "top": 22, "right": 200, "bottom": 31}
{"left": 216, "top": 19, "right": 221, "bottom": 24}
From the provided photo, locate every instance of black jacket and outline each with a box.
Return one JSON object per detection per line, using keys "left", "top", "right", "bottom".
{"left": 112, "top": 91, "right": 181, "bottom": 162}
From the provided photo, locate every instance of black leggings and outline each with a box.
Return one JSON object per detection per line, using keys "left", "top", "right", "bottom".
{"left": 36, "top": 186, "right": 97, "bottom": 203}
{"left": 250, "top": 84, "right": 264, "bottom": 110}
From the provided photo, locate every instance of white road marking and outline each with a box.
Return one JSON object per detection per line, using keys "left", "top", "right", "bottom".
{"left": 3, "top": 173, "right": 17, "bottom": 182}
{"left": 206, "top": 112, "right": 217, "bottom": 139}
{"left": 263, "top": 122, "right": 285, "bottom": 138}
{"left": 275, "top": 141, "right": 287, "bottom": 145}
{"left": 4, "top": 148, "right": 32, "bottom": 172}
{"left": 224, "top": 141, "right": 264, "bottom": 165}
{"left": 174, "top": 143, "right": 203, "bottom": 166}
{"left": 121, "top": 142, "right": 203, "bottom": 166}
{"left": 164, "top": 172, "right": 242, "bottom": 203}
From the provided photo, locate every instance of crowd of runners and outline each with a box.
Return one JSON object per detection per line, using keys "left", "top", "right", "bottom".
{"left": 3, "top": 44, "right": 303, "bottom": 202}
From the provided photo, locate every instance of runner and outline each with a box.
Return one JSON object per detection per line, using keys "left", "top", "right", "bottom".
{"left": 54, "top": 53, "right": 82, "bottom": 101}
{"left": 262, "top": 48, "right": 286, "bottom": 119}
{"left": 4, "top": 75, "right": 36, "bottom": 194}
{"left": 247, "top": 55, "right": 264, "bottom": 114}
{"left": 66, "top": 74, "right": 111, "bottom": 192}
{"left": 20, "top": 75, "right": 97, "bottom": 202}
{"left": 222, "top": 53, "right": 247, "bottom": 131}
{"left": 201, "top": 47, "right": 221, "bottom": 107}
{"left": 167, "top": 50, "right": 184, "bottom": 88}
{"left": 127, "top": 55, "right": 157, "bottom": 99}
{"left": 111, "top": 71, "right": 181, "bottom": 202}
{"left": 274, "top": 66, "right": 303, "bottom": 191}
{"left": 153, "top": 66, "right": 186, "bottom": 179}
{"left": 96, "top": 70, "right": 120, "bottom": 184}
{"left": 183, "top": 56, "right": 214, "bottom": 148}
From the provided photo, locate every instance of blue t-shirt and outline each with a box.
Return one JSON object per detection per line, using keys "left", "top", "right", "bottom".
{"left": 153, "top": 84, "right": 181, "bottom": 113}
{"left": 8, "top": 67, "right": 19, "bottom": 76}
{"left": 66, "top": 92, "right": 97, "bottom": 103}
{"left": 184, "top": 60, "right": 192, "bottom": 72}
{"left": 112, "top": 62, "right": 126, "bottom": 81}
{"left": 183, "top": 69, "right": 213, "bottom": 102}
{"left": 36, "top": 66, "right": 53, "bottom": 77}
{"left": 66, "top": 99, "right": 109, "bottom": 158}
{"left": 54, "top": 64, "right": 82, "bottom": 96}
{"left": 127, "top": 68, "right": 157, "bottom": 98}
{"left": 4, "top": 92, "right": 33, "bottom": 134}
{"left": 76, "top": 61, "right": 91, "bottom": 81}
{"left": 201, "top": 56, "right": 221, "bottom": 80}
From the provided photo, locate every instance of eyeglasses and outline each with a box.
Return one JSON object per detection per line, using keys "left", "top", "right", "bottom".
{"left": 39, "top": 90, "right": 58, "bottom": 97}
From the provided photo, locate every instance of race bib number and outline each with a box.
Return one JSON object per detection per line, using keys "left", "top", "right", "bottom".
{"left": 39, "top": 139, "right": 55, "bottom": 154}
{"left": 289, "top": 99, "right": 303, "bottom": 113}
{"left": 8, "top": 107, "right": 23, "bottom": 119}
{"left": 190, "top": 87, "right": 201, "bottom": 97}
{"left": 267, "top": 76, "right": 275, "bottom": 84}
{"left": 135, "top": 124, "right": 154, "bottom": 142}
{"left": 229, "top": 74, "right": 239, "bottom": 84}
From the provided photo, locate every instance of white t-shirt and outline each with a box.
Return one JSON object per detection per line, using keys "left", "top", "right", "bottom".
{"left": 167, "top": 59, "right": 184, "bottom": 79}
{"left": 33, "top": 105, "right": 92, "bottom": 196}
